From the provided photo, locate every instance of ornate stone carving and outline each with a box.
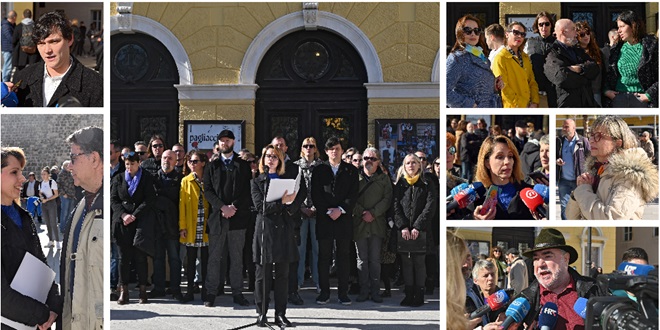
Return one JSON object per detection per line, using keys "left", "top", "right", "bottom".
{"left": 116, "top": 2, "right": 134, "bottom": 32}
{"left": 303, "top": 2, "right": 318, "bottom": 31}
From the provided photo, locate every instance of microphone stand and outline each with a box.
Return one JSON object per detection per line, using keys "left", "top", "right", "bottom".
{"left": 230, "top": 176, "right": 279, "bottom": 330}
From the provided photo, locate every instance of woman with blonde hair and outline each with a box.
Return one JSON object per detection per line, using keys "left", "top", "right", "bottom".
{"left": 446, "top": 230, "right": 468, "bottom": 330}
{"left": 566, "top": 115, "right": 658, "bottom": 219}
{"left": 470, "top": 135, "right": 534, "bottom": 219}
{"left": 393, "top": 154, "right": 437, "bottom": 306}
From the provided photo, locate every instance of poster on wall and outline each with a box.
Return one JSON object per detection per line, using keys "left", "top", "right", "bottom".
{"left": 184, "top": 120, "right": 244, "bottom": 160}
{"left": 374, "top": 119, "right": 438, "bottom": 181}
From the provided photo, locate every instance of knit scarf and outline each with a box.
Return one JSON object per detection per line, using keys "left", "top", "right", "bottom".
{"left": 405, "top": 173, "right": 420, "bottom": 186}
{"left": 125, "top": 167, "right": 142, "bottom": 196}
{"left": 465, "top": 44, "right": 488, "bottom": 63}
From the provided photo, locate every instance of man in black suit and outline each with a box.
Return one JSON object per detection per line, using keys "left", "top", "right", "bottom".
{"left": 203, "top": 130, "right": 253, "bottom": 307}
{"left": 312, "top": 136, "right": 359, "bottom": 305}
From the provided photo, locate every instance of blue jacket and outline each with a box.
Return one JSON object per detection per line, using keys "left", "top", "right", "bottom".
{"left": 1, "top": 18, "right": 14, "bottom": 51}
{"left": 446, "top": 49, "right": 502, "bottom": 108}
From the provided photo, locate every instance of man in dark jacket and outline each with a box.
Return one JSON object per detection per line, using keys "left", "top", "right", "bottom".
{"left": 460, "top": 122, "right": 480, "bottom": 182}
{"left": 311, "top": 136, "right": 359, "bottom": 305}
{"left": 556, "top": 119, "right": 590, "bottom": 220}
{"left": 544, "top": 19, "right": 600, "bottom": 108}
{"left": 516, "top": 228, "right": 606, "bottom": 329}
{"left": 149, "top": 150, "right": 184, "bottom": 301}
{"left": 11, "top": 9, "right": 40, "bottom": 74}
{"left": 2, "top": 10, "right": 16, "bottom": 82}
{"left": 12, "top": 11, "right": 102, "bottom": 107}
{"left": 525, "top": 11, "right": 557, "bottom": 107}
{"left": 203, "top": 129, "right": 253, "bottom": 307}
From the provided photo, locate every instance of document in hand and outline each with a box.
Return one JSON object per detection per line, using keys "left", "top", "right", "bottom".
{"left": 265, "top": 179, "right": 296, "bottom": 202}
{"left": 1, "top": 252, "right": 56, "bottom": 330}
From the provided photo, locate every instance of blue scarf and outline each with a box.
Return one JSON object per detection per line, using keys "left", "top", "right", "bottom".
{"left": 1, "top": 204, "right": 22, "bottom": 229}
{"left": 465, "top": 44, "right": 488, "bottom": 63}
{"left": 125, "top": 167, "right": 142, "bottom": 196}
{"left": 268, "top": 173, "right": 280, "bottom": 179}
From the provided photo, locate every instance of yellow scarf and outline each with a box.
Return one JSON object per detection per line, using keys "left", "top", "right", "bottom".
{"left": 405, "top": 173, "right": 420, "bottom": 186}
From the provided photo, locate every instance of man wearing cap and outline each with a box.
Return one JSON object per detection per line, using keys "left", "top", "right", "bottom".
{"left": 506, "top": 248, "right": 528, "bottom": 296}
{"left": 517, "top": 228, "right": 605, "bottom": 330}
{"left": 512, "top": 120, "right": 528, "bottom": 154}
{"left": 203, "top": 129, "right": 253, "bottom": 307}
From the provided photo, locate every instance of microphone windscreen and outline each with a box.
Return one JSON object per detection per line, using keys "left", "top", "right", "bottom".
{"left": 486, "top": 289, "right": 510, "bottom": 310}
{"left": 573, "top": 297, "right": 588, "bottom": 319}
{"left": 538, "top": 301, "right": 558, "bottom": 328}
{"left": 520, "top": 188, "right": 544, "bottom": 212}
{"left": 505, "top": 297, "right": 530, "bottom": 322}
{"left": 533, "top": 184, "right": 549, "bottom": 204}
{"left": 448, "top": 182, "right": 470, "bottom": 200}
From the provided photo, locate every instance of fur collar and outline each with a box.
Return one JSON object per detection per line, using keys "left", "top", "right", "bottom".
{"left": 588, "top": 148, "right": 659, "bottom": 202}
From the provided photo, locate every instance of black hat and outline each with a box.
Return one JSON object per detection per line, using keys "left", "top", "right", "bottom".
{"left": 523, "top": 228, "right": 578, "bottom": 264}
{"left": 506, "top": 248, "right": 519, "bottom": 256}
{"left": 515, "top": 120, "right": 527, "bottom": 129}
{"left": 217, "top": 130, "right": 235, "bottom": 140}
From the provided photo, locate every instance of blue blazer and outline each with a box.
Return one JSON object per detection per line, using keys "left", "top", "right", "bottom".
{"left": 447, "top": 50, "right": 502, "bottom": 108}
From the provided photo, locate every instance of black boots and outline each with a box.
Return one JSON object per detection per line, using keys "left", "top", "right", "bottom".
{"left": 400, "top": 285, "right": 425, "bottom": 307}
{"left": 400, "top": 285, "right": 414, "bottom": 306}
{"left": 117, "top": 285, "right": 129, "bottom": 305}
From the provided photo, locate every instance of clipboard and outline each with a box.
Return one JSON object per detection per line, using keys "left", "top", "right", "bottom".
{"left": 265, "top": 179, "right": 296, "bottom": 202}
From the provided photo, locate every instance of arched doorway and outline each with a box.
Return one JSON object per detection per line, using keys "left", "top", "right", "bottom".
{"left": 110, "top": 32, "right": 179, "bottom": 146}
{"left": 255, "top": 29, "right": 368, "bottom": 159}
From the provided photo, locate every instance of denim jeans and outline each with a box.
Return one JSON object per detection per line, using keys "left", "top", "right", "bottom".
{"left": 558, "top": 178, "right": 577, "bottom": 220}
{"left": 2, "top": 51, "right": 12, "bottom": 82}
{"left": 461, "top": 161, "right": 473, "bottom": 182}
{"left": 153, "top": 237, "right": 183, "bottom": 292}
{"left": 58, "top": 196, "right": 75, "bottom": 233}
{"left": 297, "top": 216, "right": 319, "bottom": 286}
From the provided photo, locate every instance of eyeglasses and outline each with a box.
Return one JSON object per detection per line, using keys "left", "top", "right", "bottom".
{"left": 494, "top": 250, "right": 501, "bottom": 253}
{"left": 188, "top": 159, "right": 201, "bottom": 165}
{"left": 538, "top": 22, "right": 551, "bottom": 27}
{"left": 578, "top": 31, "right": 590, "bottom": 38}
{"left": 462, "top": 27, "right": 482, "bottom": 36}
{"left": 152, "top": 144, "right": 164, "bottom": 149}
{"left": 588, "top": 132, "right": 614, "bottom": 142}
{"left": 303, "top": 144, "right": 316, "bottom": 149}
{"left": 508, "top": 29, "right": 527, "bottom": 38}
{"left": 264, "top": 154, "right": 278, "bottom": 160}
{"left": 344, "top": 153, "right": 354, "bottom": 159}
{"left": 70, "top": 152, "right": 90, "bottom": 164}
{"left": 447, "top": 146, "right": 457, "bottom": 155}
{"left": 135, "top": 151, "right": 146, "bottom": 156}
{"left": 122, "top": 151, "right": 136, "bottom": 158}
{"left": 363, "top": 157, "right": 378, "bottom": 162}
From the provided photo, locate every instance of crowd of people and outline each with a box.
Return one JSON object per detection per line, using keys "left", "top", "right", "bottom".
{"left": 447, "top": 10, "right": 658, "bottom": 108}
{"left": 2, "top": 126, "right": 104, "bottom": 329}
{"left": 447, "top": 228, "right": 657, "bottom": 329}
{"left": 109, "top": 131, "right": 439, "bottom": 327}
{"left": 447, "top": 117, "right": 549, "bottom": 220}
{"left": 1, "top": 9, "right": 102, "bottom": 107}
{"left": 557, "top": 116, "right": 658, "bottom": 220}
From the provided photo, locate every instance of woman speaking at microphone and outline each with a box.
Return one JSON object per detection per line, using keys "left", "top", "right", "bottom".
{"left": 469, "top": 135, "right": 534, "bottom": 220}
{"left": 566, "top": 115, "right": 658, "bottom": 219}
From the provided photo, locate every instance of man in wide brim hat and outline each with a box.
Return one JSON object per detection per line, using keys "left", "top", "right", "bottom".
{"left": 522, "top": 227, "right": 578, "bottom": 264}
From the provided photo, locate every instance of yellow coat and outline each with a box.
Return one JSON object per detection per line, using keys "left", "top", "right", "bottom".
{"left": 179, "top": 173, "right": 210, "bottom": 244}
{"left": 491, "top": 48, "right": 539, "bottom": 108}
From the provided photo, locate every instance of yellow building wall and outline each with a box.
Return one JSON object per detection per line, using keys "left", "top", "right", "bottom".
{"left": 11, "top": 3, "right": 33, "bottom": 20}
{"left": 499, "top": 3, "right": 561, "bottom": 26}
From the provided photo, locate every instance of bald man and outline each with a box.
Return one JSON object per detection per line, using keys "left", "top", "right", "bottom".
{"left": 640, "top": 132, "right": 655, "bottom": 162}
{"left": 544, "top": 19, "right": 600, "bottom": 107}
{"left": 556, "top": 119, "right": 590, "bottom": 219}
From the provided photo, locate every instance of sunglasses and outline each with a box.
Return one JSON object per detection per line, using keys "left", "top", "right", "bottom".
{"left": 70, "top": 152, "right": 90, "bottom": 164}
{"left": 508, "top": 29, "right": 526, "bottom": 38}
{"left": 352, "top": 158, "right": 362, "bottom": 163}
{"left": 434, "top": 162, "right": 441, "bottom": 166}
{"left": 447, "top": 146, "right": 457, "bottom": 155}
{"left": 135, "top": 151, "right": 146, "bottom": 156}
{"left": 588, "top": 132, "right": 614, "bottom": 142}
{"left": 462, "top": 26, "right": 482, "bottom": 36}
{"left": 122, "top": 151, "right": 136, "bottom": 158}
{"left": 363, "top": 156, "right": 378, "bottom": 162}
{"left": 538, "top": 22, "right": 551, "bottom": 27}
{"left": 152, "top": 144, "right": 164, "bottom": 148}
{"left": 418, "top": 157, "right": 427, "bottom": 161}
{"left": 188, "top": 159, "right": 201, "bottom": 165}
{"left": 302, "top": 144, "right": 316, "bottom": 149}
{"left": 578, "top": 31, "right": 590, "bottom": 38}
{"left": 247, "top": 159, "right": 257, "bottom": 164}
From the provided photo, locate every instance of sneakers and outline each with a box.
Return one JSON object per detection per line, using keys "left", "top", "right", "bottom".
{"left": 288, "top": 292, "right": 304, "bottom": 305}
{"left": 44, "top": 241, "right": 54, "bottom": 248}
{"left": 338, "top": 294, "right": 352, "bottom": 305}
{"left": 316, "top": 292, "right": 330, "bottom": 305}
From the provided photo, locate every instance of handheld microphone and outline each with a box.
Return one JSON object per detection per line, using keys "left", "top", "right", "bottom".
{"left": 537, "top": 302, "right": 558, "bottom": 330}
{"left": 1, "top": 82, "right": 18, "bottom": 107}
{"left": 500, "top": 297, "right": 530, "bottom": 329}
{"left": 469, "top": 289, "right": 510, "bottom": 319}
{"left": 447, "top": 182, "right": 486, "bottom": 213}
{"left": 573, "top": 297, "right": 588, "bottom": 319}
{"left": 520, "top": 188, "right": 547, "bottom": 219}
{"left": 617, "top": 262, "right": 655, "bottom": 276}
{"left": 533, "top": 184, "right": 549, "bottom": 204}
{"left": 447, "top": 182, "right": 470, "bottom": 201}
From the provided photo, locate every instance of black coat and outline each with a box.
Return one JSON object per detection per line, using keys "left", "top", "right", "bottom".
{"left": 311, "top": 161, "right": 359, "bottom": 240}
{"left": 520, "top": 141, "right": 541, "bottom": 177}
{"left": 605, "top": 35, "right": 658, "bottom": 107}
{"left": 1, "top": 203, "right": 62, "bottom": 328}
{"left": 393, "top": 176, "right": 437, "bottom": 250}
{"left": 110, "top": 170, "right": 157, "bottom": 256}
{"left": 251, "top": 172, "right": 306, "bottom": 264}
{"left": 11, "top": 22, "right": 40, "bottom": 68}
{"left": 154, "top": 169, "right": 183, "bottom": 240}
{"left": 20, "top": 179, "right": 41, "bottom": 198}
{"left": 12, "top": 57, "right": 103, "bottom": 107}
{"left": 203, "top": 152, "right": 253, "bottom": 233}
{"left": 467, "top": 182, "right": 535, "bottom": 220}
{"left": 544, "top": 40, "right": 600, "bottom": 107}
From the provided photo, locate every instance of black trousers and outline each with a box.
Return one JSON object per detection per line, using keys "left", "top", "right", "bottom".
{"left": 319, "top": 238, "right": 350, "bottom": 295}
{"left": 401, "top": 253, "right": 426, "bottom": 287}
{"left": 118, "top": 243, "right": 148, "bottom": 286}
{"left": 186, "top": 246, "right": 208, "bottom": 289}
{"left": 255, "top": 262, "right": 289, "bottom": 316}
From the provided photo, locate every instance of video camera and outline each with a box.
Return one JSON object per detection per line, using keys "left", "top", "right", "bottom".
{"left": 585, "top": 263, "right": 658, "bottom": 330}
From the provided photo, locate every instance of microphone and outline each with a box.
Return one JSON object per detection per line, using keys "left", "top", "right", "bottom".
{"left": 447, "top": 182, "right": 469, "bottom": 201}
{"left": 469, "top": 289, "right": 510, "bottom": 319}
{"left": 617, "top": 262, "right": 655, "bottom": 275}
{"left": 1, "top": 82, "right": 18, "bottom": 107}
{"left": 520, "top": 188, "right": 547, "bottom": 219}
{"left": 500, "top": 297, "right": 530, "bottom": 329}
{"left": 447, "top": 182, "right": 486, "bottom": 213}
{"left": 537, "top": 302, "right": 558, "bottom": 330}
{"left": 573, "top": 297, "right": 588, "bottom": 319}
{"left": 533, "top": 184, "right": 549, "bottom": 204}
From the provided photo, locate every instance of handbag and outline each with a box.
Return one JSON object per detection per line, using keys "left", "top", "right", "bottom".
{"left": 397, "top": 231, "right": 426, "bottom": 254}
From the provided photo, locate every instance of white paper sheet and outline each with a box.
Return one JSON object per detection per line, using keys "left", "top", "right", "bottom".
{"left": 1, "top": 252, "right": 56, "bottom": 330}
{"left": 265, "top": 179, "right": 296, "bottom": 202}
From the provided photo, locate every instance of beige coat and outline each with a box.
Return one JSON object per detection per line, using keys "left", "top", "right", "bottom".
{"left": 566, "top": 148, "right": 659, "bottom": 220}
{"left": 61, "top": 197, "right": 103, "bottom": 330}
